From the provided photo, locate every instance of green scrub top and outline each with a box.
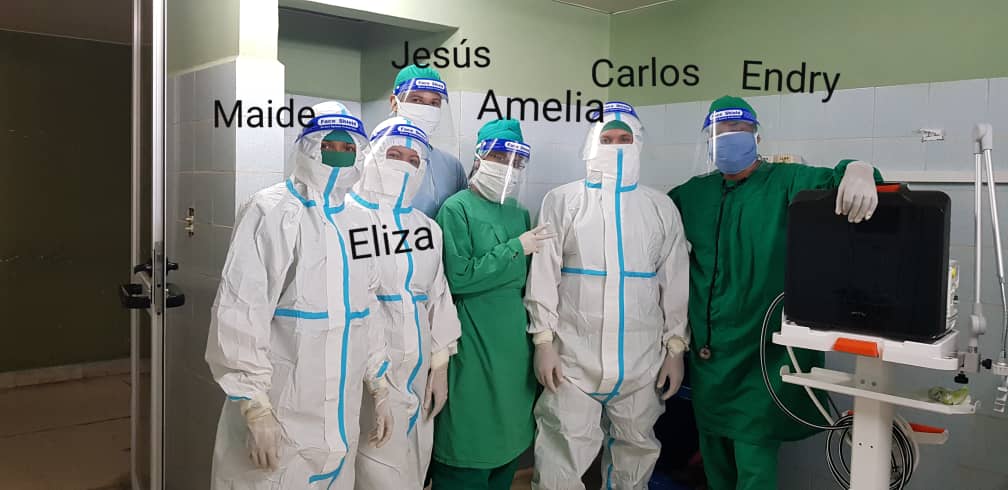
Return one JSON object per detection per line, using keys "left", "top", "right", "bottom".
{"left": 433, "top": 189, "right": 538, "bottom": 468}
{"left": 668, "top": 160, "right": 882, "bottom": 443}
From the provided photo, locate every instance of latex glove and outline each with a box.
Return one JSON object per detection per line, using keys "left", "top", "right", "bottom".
{"left": 519, "top": 223, "right": 557, "bottom": 255}
{"left": 835, "top": 161, "right": 878, "bottom": 223}
{"left": 534, "top": 342, "right": 564, "bottom": 393}
{"left": 368, "top": 390, "right": 394, "bottom": 448}
{"left": 424, "top": 365, "right": 448, "bottom": 421}
{"left": 656, "top": 352, "right": 685, "bottom": 401}
{"left": 239, "top": 399, "right": 282, "bottom": 471}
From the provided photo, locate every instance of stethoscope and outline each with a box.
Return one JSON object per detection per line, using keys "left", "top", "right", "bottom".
{"left": 698, "top": 178, "right": 745, "bottom": 360}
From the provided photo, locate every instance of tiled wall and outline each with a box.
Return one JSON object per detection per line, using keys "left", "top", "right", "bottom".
{"left": 165, "top": 57, "right": 285, "bottom": 490}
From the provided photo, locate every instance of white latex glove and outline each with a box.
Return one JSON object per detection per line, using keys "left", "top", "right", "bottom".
{"left": 519, "top": 223, "right": 557, "bottom": 255}
{"left": 239, "top": 399, "right": 282, "bottom": 471}
{"left": 835, "top": 161, "right": 878, "bottom": 223}
{"left": 656, "top": 352, "right": 685, "bottom": 401}
{"left": 369, "top": 390, "right": 394, "bottom": 448}
{"left": 534, "top": 342, "right": 564, "bottom": 393}
{"left": 424, "top": 365, "right": 448, "bottom": 421}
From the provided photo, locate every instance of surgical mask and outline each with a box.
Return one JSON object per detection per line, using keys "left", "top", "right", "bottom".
{"left": 710, "top": 131, "right": 758, "bottom": 175}
{"left": 471, "top": 159, "right": 520, "bottom": 203}
{"left": 362, "top": 158, "right": 426, "bottom": 206}
{"left": 321, "top": 150, "right": 356, "bottom": 168}
{"left": 586, "top": 144, "right": 640, "bottom": 186}
{"left": 394, "top": 101, "right": 441, "bottom": 134}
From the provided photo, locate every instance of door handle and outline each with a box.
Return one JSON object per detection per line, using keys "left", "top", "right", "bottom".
{"left": 120, "top": 260, "right": 186, "bottom": 309}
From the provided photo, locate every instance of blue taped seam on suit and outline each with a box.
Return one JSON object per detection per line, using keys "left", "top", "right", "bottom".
{"left": 623, "top": 271, "right": 656, "bottom": 278}
{"left": 287, "top": 179, "right": 317, "bottom": 207}
{"left": 377, "top": 294, "right": 403, "bottom": 302}
{"left": 602, "top": 148, "right": 627, "bottom": 406}
{"left": 392, "top": 173, "right": 425, "bottom": 435}
{"left": 349, "top": 308, "right": 370, "bottom": 320}
{"left": 308, "top": 166, "right": 350, "bottom": 487}
{"left": 562, "top": 267, "right": 607, "bottom": 276}
{"left": 412, "top": 294, "right": 429, "bottom": 302}
{"left": 275, "top": 309, "right": 329, "bottom": 320}
{"left": 350, "top": 191, "right": 379, "bottom": 210}
{"left": 227, "top": 395, "right": 251, "bottom": 401}
{"left": 376, "top": 360, "right": 389, "bottom": 379}
{"left": 605, "top": 436, "right": 616, "bottom": 490}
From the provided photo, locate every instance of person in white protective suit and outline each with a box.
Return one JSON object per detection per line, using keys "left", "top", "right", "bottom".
{"left": 349, "top": 117, "right": 461, "bottom": 489}
{"left": 206, "top": 101, "right": 395, "bottom": 490}
{"left": 524, "top": 101, "right": 691, "bottom": 490}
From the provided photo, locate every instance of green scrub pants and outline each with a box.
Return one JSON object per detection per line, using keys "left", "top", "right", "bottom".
{"left": 698, "top": 433, "right": 780, "bottom": 490}
{"left": 430, "top": 456, "right": 522, "bottom": 490}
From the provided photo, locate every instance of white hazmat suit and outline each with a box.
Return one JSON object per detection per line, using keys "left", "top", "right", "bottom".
{"left": 524, "top": 102, "right": 691, "bottom": 490}
{"left": 206, "top": 102, "right": 392, "bottom": 490}
{"left": 349, "top": 117, "right": 461, "bottom": 489}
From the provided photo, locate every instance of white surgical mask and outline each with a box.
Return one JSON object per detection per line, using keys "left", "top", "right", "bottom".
{"left": 361, "top": 158, "right": 426, "bottom": 207}
{"left": 394, "top": 101, "right": 441, "bottom": 135}
{"left": 471, "top": 159, "right": 520, "bottom": 203}
{"left": 586, "top": 144, "right": 640, "bottom": 187}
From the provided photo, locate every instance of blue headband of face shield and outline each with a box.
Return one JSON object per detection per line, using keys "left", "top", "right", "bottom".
{"left": 370, "top": 123, "right": 433, "bottom": 149}
{"left": 598, "top": 101, "right": 638, "bottom": 121}
{"left": 393, "top": 78, "right": 449, "bottom": 98}
{"left": 298, "top": 114, "right": 367, "bottom": 141}
{"left": 476, "top": 139, "right": 532, "bottom": 159}
{"left": 702, "top": 108, "right": 759, "bottom": 130}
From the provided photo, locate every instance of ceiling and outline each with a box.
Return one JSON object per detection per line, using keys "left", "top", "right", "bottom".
{"left": 552, "top": 0, "right": 676, "bottom": 14}
{"left": 0, "top": 0, "right": 132, "bottom": 44}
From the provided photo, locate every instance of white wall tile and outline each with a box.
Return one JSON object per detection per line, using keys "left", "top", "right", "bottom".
{"left": 872, "top": 137, "right": 926, "bottom": 172}
{"left": 211, "top": 125, "right": 236, "bottom": 172}
{"left": 196, "top": 62, "right": 237, "bottom": 123}
{"left": 634, "top": 104, "right": 666, "bottom": 143}
{"left": 823, "top": 88, "right": 874, "bottom": 139}
{"left": 179, "top": 72, "right": 196, "bottom": 123}
{"left": 924, "top": 137, "right": 976, "bottom": 172}
{"left": 167, "top": 76, "right": 178, "bottom": 125}
{"left": 778, "top": 91, "right": 828, "bottom": 140}
{"left": 928, "top": 79, "right": 988, "bottom": 141}
{"left": 874, "top": 83, "right": 929, "bottom": 138}
{"left": 211, "top": 173, "right": 236, "bottom": 227}
{"left": 176, "top": 172, "right": 194, "bottom": 230}
{"left": 747, "top": 95, "right": 781, "bottom": 136}
{"left": 663, "top": 101, "right": 706, "bottom": 145}
{"left": 211, "top": 225, "right": 233, "bottom": 276}
{"left": 194, "top": 121, "right": 212, "bottom": 171}
{"left": 178, "top": 122, "right": 196, "bottom": 172}
{"left": 362, "top": 99, "right": 391, "bottom": 134}
{"left": 192, "top": 175, "right": 213, "bottom": 226}
{"left": 988, "top": 78, "right": 1008, "bottom": 171}
{"left": 236, "top": 126, "right": 284, "bottom": 174}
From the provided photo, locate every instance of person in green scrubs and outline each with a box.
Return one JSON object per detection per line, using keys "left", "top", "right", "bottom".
{"left": 668, "top": 96, "right": 882, "bottom": 490}
{"left": 431, "top": 119, "right": 554, "bottom": 489}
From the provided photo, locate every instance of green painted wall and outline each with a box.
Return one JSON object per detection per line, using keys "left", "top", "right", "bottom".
{"left": 609, "top": 0, "right": 1008, "bottom": 105}
{"left": 278, "top": 10, "right": 364, "bottom": 100}
{"left": 0, "top": 30, "right": 131, "bottom": 371}
{"left": 357, "top": 0, "right": 610, "bottom": 102}
{"left": 168, "top": 0, "right": 239, "bottom": 74}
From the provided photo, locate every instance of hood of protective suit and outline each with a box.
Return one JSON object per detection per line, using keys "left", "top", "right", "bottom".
{"left": 291, "top": 101, "right": 367, "bottom": 206}
{"left": 355, "top": 116, "right": 431, "bottom": 208}
{"left": 584, "top": 103, "right": 644, "bottom": 188}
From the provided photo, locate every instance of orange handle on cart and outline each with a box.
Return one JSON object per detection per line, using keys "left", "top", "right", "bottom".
{"left": 833, "top": 337, "right": 880, "bottom": 357}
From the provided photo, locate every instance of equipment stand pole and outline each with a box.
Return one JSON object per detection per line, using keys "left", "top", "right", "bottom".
{"left": 849, "top": 356, "right": 893, "bottom": 490}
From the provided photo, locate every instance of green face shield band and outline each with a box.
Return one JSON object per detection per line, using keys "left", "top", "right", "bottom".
{"left": 321, "top": 130, "right": 357, "bottom": 168}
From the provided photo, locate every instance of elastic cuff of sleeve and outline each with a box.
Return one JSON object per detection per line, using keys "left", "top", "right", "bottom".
{"left": 369, "top": 378, "right": 390, "bottom": 399}
{"left": 239, "top": 392, "right": 273, "bottom": 421}
{"left": 665, "top": 337, "right": 688, "bottom": 355}
{"left": 532, "top": 330, "right": 554, "bottom": 345}
{"left": 507, "top": 237, "right": 524, "bottom": 258}
{"left": 431, "top": 349, "right": 451, "bottom": 370}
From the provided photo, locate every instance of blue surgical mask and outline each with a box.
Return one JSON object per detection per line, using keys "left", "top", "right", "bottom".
{"left": 709, "top": 131, "right": 757, "bottom": 175}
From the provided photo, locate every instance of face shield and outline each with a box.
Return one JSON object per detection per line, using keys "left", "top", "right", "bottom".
{"left": 291, "top": 109, "right": 369, "bottom": 182}
{"left": 694, "top": 108, "right": 761, "bottom": 177}
{"left": 581, "top": 101, "right": 646, "bottom": 188}
{"left": 469, "top": 138, "right": 532, "bottom": 205}
{"left": 358, "top": 117, "right": 432, "bottom": 207}
{"left": 391, "top": 77, "right": 458, "bottom": 157}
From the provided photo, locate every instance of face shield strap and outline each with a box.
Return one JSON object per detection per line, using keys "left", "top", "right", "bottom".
{"left": 393, "top": 77, "right": 449, "bottom": 99}
{"left": 297, "top": 114, "right": 367, "bottom": 141}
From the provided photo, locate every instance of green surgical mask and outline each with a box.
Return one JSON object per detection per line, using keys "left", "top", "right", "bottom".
{"left": 321, "top": 130, "right": 357, "bottom": 168}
